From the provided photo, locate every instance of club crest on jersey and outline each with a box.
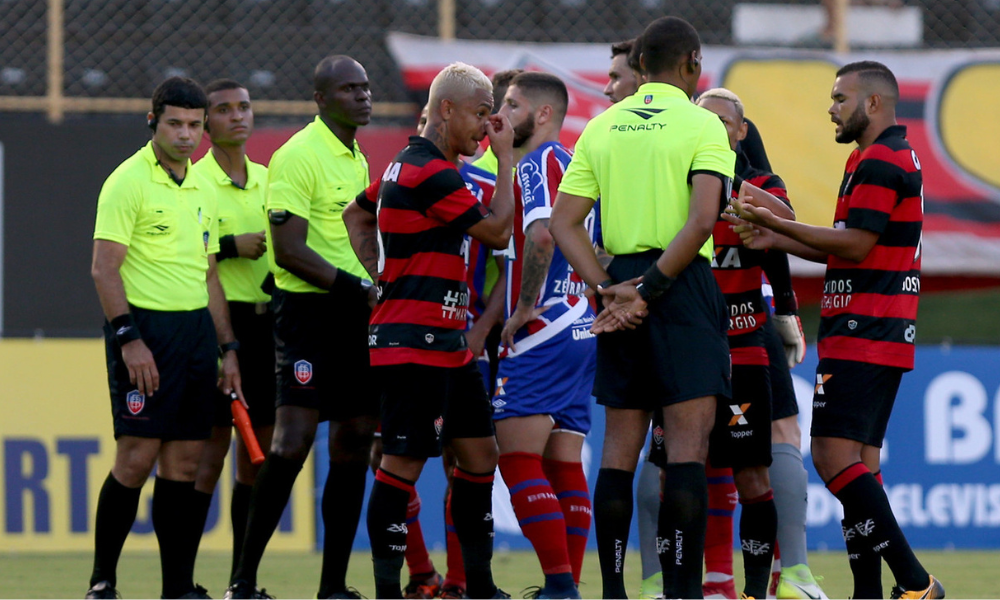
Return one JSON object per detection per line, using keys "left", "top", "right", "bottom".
{"left": 653, "top": 425, "right": 664, "bottom": 446}
{"left": 126, "top": 390, "right": 145, "bottom": 415}
{"left": 644, "top": 94, "right": 653, "bottom": 104}
{"left": 294, "top": 359, "right": 313, "bottom": 385}
{"left": 434, "top": 416, "right": 444, "bottom": 436}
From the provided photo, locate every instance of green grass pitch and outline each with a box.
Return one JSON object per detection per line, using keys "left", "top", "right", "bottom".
{"left": 1, "top": 549, "right": 995, "bottom": 598}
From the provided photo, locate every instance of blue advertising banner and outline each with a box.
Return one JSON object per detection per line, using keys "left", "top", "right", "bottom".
{"left": 316, "top": 345, "right": 1000, "bottom": 551}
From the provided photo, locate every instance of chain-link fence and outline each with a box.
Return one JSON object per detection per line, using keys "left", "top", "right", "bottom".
{"left": 2, "top": 0, "right": 999, "bottom": 120}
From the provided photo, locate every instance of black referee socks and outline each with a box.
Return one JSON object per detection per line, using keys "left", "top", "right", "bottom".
{"left": 90, "top": 472, "right": 142, "bottom": 588}
{"left": 658, "top": 462, "right": 708, "bottom": 600}
{"left": 594, "top": 468, "right": 634, "bottom": 599}
{"left": 152, "top": 477, "right": 198, "bottom": 599}
{"left": 232, "top": 453, "right": 304, "bottom": 587}
{"left": 230, "top": 482, "right": 253, "bottom": 581}
{"left": 318, "top": 461, "right": 369, "bottom": 598}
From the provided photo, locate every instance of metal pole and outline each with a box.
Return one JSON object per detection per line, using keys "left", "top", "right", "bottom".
{"left": 46, "top": 0, "right": 65, "bottom": 123}
{"left": 438, "top": 0, "right": 456, "bottom": 41}
{"left": 833, "top": 0, "right": 849, "bottom": 53}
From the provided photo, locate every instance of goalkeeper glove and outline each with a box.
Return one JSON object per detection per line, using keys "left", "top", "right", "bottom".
{"left": 772, "top": 313, "right": 806, "bottom": 368}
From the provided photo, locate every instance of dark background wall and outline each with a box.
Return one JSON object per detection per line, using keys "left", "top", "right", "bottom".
{"left": 1, "top": 114, "right": 151, "bottom": 337}
{"left": 0, "top": 113, "right": 411, "bottom": 337}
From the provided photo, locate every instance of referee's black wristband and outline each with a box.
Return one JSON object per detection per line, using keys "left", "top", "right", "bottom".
{"left": 636, "top": 265, "right": 675, "bottom": 303}
{"left": 111, "top": 313, "right": 141, "bottom": 345}
{"left": 328, "top": 269, "right": 365, "bottom": 302}
{"left": 596, "top": 278, "right": 615, "bottom": 291}
{"left": 216, "top": 235, "right": 239, "bottom": 261}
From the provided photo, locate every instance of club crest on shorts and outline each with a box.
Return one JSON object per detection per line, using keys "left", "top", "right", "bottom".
{"left": 644, "top": 94, "right": 653, "bottom": 104}
{"left": 293, "top": 359, "right": 313, "bottom": 385}
{"left": 126, "top": 390, "right": 145, "bottom": 415}
{"left": 653, "top": 425, "right": 664, "bottom": 446}
{"left": 434, "top": 416, "right": 444, "bottom": 436}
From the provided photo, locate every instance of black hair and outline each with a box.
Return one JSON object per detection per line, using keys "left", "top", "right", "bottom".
{"left": 204, "top": 78, "right": 246, "bottom": 97}
{"left": 150, "top": 77, "right": 207, "bottom": 130}
{"left": 611, "top": 39, "right": 634, "bottom": 58}
{"left": 627, "top": 38, "right": 643, "bottom": 74}
{"left": 509, "top": 71, "right": 569, "bottom": 121}
{"left": 836, "top": 60, "right": 899, "bottom": 101}
{"left": 637, "top": 16, "right": 701, "bottom": 76}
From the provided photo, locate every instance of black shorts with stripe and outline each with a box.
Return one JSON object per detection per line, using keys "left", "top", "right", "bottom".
{"left": 811, "top": 358, "right": 903, "bottom": 447}
{"left": 104, "top": 306, "right": 217, "bottom": 441}
{"left": 648, "top": 364, "right": 772, "bottom": 471}
{"left": 273, "top": 288, "right": 378, "bottom": 422}
{"left": 377, "top": 361, "right": 495, "bottom": 459}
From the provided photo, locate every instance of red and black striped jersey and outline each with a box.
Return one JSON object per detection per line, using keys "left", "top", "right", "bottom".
{"left": 819, "top": 125, "right": 922, "bottom": 371}
{"left": 356, "top": 136, "right": 489, "bottom": 368}
{"left": 712, "top": 153, "right": 789, "bottom": 365}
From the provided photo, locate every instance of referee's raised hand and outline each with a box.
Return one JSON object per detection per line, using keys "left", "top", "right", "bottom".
{"left": 121, "top": 338, "right": 160, "bottom": 397}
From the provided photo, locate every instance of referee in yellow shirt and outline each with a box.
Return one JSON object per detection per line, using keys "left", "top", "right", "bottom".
{"left": 550, "top": 17, "right": 735, "bottom": 600}
{"left": 227, "top": 56, "right": 377, "bottom": 600}
{"left": 188, "top": 79, "right": 274, "bottom": 594}
{"left": 88, "top": 77, "right": 243, "bottom": 600}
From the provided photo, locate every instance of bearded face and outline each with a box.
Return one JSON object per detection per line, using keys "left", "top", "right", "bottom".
{"left": 836, "top": 101, "right": 870, "bottom": 144}
{"left": 512, "top": 113, "right": 536, "bottom": 148}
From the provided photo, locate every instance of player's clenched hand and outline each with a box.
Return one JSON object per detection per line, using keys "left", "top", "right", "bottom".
{"left": 121, "top": 339, "right": 159, "bottom": 397}
{"left": 219, "top": 351, "right": 246, "bottom": 408}
{"left": 501, "top": 304, "right": 547, "bottom": 353}
{"left": 486, "top": 114, "right": 514, "bottom": 159}
{"left": 592, "top": 278, "right": 647, "bottom": 334}
{"left": 235, "top": 231, "right": 267, "bottom": 260}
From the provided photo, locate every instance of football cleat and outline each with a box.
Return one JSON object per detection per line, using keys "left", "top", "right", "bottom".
{"left": 404, "top": 572, "right": 444, "bottom": 599}
{"left": 703, "top": 579, "right": 738, "bottom": 600}
{"left": 85, "top": 581, "right": 121, "bottom": 599}
{"left": 776, "top": 564, "right": 828, "bottom": 600}
{"left": 640, "top": 573, "right": 665, "bottom": 599}
{"left": 890, "top": 575, "right": 945, "bottom": 599}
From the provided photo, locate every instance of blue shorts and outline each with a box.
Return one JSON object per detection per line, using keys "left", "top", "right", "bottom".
{"left": 492, "top": 302, "right": 596, "bottom": 434}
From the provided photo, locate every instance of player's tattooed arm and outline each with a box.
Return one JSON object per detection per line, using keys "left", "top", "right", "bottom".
{"left": 596, "top": 246, "right": 613, "bottom": 270}
{"left": 501, "top": 219, "right": 554, "bottom": 349}
{"left": 343, "top": 200, "right": 380, "bottom": 281}
{"left": 517, "top": 220, "right": 555, "bottom": 308}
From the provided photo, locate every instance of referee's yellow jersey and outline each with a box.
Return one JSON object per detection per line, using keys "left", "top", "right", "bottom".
{"left": 191, "top": 151, "right": 270, "bottom": 304}
{"left": 265, "top": 116, "right": 370, "bottom": 293}
{"left": 559, "top": 82, "right": 735, "bottom": 259}
{"left": 472, "top": 146, "right": 498, "bottom": 175}
{"left": 94, "top": 142, "right": 220, "bottom": 311}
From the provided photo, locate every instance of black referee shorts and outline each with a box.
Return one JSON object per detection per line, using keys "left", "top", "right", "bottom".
{"left": 594, "top": 254, "right": 731, "bottom": 410}
{"left": 104, "top": 306, "right": 217, "bottom": 441}
{"left": 273, "top": 288, "right": 378, "bottom": 422}
{"left": 213, "top": 300, "right": 276, "bottom": 428}
{"left": 763, "top": 312, "right": 799, "bottom": 421}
